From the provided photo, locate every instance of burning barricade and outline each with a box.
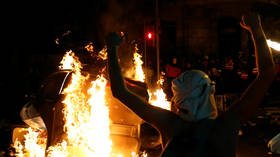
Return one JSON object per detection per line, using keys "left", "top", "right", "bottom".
{"left": 12, "top": 43, "right": 170, "bottom": 157}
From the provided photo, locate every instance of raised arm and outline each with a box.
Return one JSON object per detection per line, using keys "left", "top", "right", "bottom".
{"left": 232, "top": 13, "right": 276, "bottom": 122}
{"left": 105, "top": 32, "right": 183, "bottom": 144}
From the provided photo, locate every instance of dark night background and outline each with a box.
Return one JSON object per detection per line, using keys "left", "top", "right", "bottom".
{"left": 1, "top": 0, "right": 154, "bottom": 122}
{"left": 0, "top": 0, "right": 280, "bottom": 156}
{"left": 1, "top": 0, "right": 101, "bottom": 122}
{"left": 1, "top": 0, "right": 279, "bottom": 121}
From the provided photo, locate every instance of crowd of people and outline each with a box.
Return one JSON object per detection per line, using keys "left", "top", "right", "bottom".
{"left": 162, "top": 49, "right": 280, "bottom": 98}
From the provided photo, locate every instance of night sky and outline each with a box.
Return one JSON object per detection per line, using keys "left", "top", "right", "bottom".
{"left": 2, "top": 1, "right": 99, "bottom": 53}
{"left": 1, "top": 1, "right": 103, "bottom": 122}
{"left": 1, "top": 0, "right": 157, "bottom": 55}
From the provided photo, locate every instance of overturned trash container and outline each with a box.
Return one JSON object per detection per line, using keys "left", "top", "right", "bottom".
{"left": 16, "top": 70, "right": 150, "bottom": 156}
{"left": 107, "top": 77, "right": 149, "bottom": 156}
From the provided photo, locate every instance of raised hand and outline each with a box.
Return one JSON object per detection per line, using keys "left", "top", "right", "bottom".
{"left": 240, "top": 12, "right": 261, "bottom": 32}
{"left": 105, "top": 32, "right": 122, "bottom": 47}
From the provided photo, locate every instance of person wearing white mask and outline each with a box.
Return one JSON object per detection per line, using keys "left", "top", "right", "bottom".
{"left": 106, "top": 12, "right": 275, "bottom": 157}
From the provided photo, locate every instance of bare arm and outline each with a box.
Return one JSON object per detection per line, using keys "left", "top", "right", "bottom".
{"left": 105, "top": 32, "right": 184, "bottom": 144}
{"left": 231, "top": 13, "right": 276, "bottom": 122}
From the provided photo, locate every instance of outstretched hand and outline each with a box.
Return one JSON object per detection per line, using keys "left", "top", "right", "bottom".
{"left": 105, "top": 32, "right": 123, "bottom": 47}
{"left": 240, "top": 12, "right": 261, "bottom": 32}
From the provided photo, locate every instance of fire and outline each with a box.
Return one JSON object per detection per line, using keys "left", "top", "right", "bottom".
{"left": 11, "top": 43, "right": 168, "bottom": 156}
{"left": 13, "top": 48, "right": 151, "bottom": 157}
{"left": 13, "top": 35, "right": 280, "bottom": 156}
{"left": 46, "top": 141, "right": 67, "bottom": 157}
{"left": 267, "top": 39, "right": 280, "bottom": 51}
{"left": 23, "top": 128, "right": 45, "bottom": 157}
{"left": 59, "top": 50, "right": 82, "bottom": 71}
{"left": 86, "top": 75, "right": 112, "bottom": 157}
{"left": 12, "top": 127, "right": 46, "bottom": 157}
{"left": 57, "top": 50, "right": 112, "bottom": 156}
{"left": 85, "top": 42, "right": 94, "bottom": 53}
{"left": 133, "top": 45, "right": 145, "bottom": 82}
{"left": 98, "top": 47, "right": 108, "bottom": 60}
{"left": 84, "top": 42, "right": 108, "bottom": 60}
{"left": 148, "top": 78, "right": 171, "bottom": 111}
{"left": 125, "top": 44, "right": 145, "bottom": 82}
{"left": 122, "top": 44, "right": 170, "bottom": 110}
{"left": 148, "top": 88, "right": 171, "bottom": 111}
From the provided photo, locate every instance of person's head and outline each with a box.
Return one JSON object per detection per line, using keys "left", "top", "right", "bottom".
{"left": 171, "top": 70, "right": 217, "bottom": 121}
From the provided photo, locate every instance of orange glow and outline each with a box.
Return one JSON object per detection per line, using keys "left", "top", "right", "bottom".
{"left": 148, "top": 78, "right": 171, "bottom": 111}
{"left": 125, "top": 44, "right": 145, "bottom": 82}
{"left": 148, "top": 88, "right": 171, "bottom": 111}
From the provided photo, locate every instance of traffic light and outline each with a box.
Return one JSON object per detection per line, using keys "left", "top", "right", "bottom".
{"left": 145, "top": 29, "right": 155, "bottom": 47}
{"left": 145, "top": 23, "right": 155, "bottom": 47}
{"left": 146, "top": 31, "right": 154, "bottom": 40}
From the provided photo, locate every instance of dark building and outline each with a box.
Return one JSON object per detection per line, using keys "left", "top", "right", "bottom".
{"left": 156, "top": 0, "right": 280, "bottom": 59}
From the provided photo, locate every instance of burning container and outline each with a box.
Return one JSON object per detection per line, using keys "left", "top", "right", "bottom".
{"left": 16, "top": 69, "right": 150, "bottom": 156}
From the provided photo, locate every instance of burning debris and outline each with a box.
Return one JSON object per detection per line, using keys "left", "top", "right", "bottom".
{"left": 124, "top": 44, "right": 145, "bottom": 82}
{"left": 12, "top": 41, "right": 170, "bottom": 157}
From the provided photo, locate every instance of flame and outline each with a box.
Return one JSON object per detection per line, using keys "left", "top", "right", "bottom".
{"left": 46, "top": 141, "right": 68, "bottom": 157}
{"left": 85, "top": 42, "right": 94, "bottom": 53}
{"left": 12, "top": 127, "right": 46, "bottom": 157}
{"left": 148, "top": 78, "right": 171, "bottom": 111}
{"left": 133, "top": 46, "right": 145, "bottom": 82}
{"left": 267, "top": 39, "right": 280, "bottom": 51}
{"left": 118, "top": 44, "right": 170, "bottom": 110}
{"left": 59, "top": 50, "right": 82, "bottom": 71}
{"left": 148, "top": 88, "right": 171, "bottom": 111}
{"left": 13, "top": 48, "right": 149, "bottom": 157}
{"left": 125, "top": 44, "right": 145, "bottom": 82}
{"left": 84, "top": 42, "right": 108, "bottom": 60}
{"left": 12, "top": 139, "right": 24, "bottom": 157}
{"left": 121, "top": 44, "right": 170, "bottom": 110}
{"left": 86, "top": 75, "right": 112, "bottom": 156}
{"left": 98, "top": 47, "right": 108, "bottom": 60}
{"left": 59, "top": 51, "right": 112, "bottom": 156}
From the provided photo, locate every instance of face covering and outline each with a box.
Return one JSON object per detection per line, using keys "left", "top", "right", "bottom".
{"left": 171, "top": 70, "right": 217, "bottom": 122}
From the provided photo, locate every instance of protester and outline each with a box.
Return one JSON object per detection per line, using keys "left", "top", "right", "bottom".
{"left": 163, "top": 56, "right": 182, "bottom": 100}
{"left": 106, "top": 12, "right": 275, "bottom": 157}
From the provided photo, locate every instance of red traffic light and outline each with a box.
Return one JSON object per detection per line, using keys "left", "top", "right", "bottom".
{"left": 146, "top": 32, "right": 153, "bottom": 40}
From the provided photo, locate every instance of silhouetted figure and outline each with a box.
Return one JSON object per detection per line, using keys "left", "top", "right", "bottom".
{"left": 106, "top": 12, "right": 275, "bottom": 157}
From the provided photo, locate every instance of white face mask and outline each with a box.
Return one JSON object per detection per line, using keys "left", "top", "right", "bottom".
{"left": 171, "top": 70, "right": 217, "bottom": 121}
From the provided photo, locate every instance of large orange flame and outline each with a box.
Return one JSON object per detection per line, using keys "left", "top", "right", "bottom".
{"left": 13, "top": 48, "right": 150, "bottom": 157}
